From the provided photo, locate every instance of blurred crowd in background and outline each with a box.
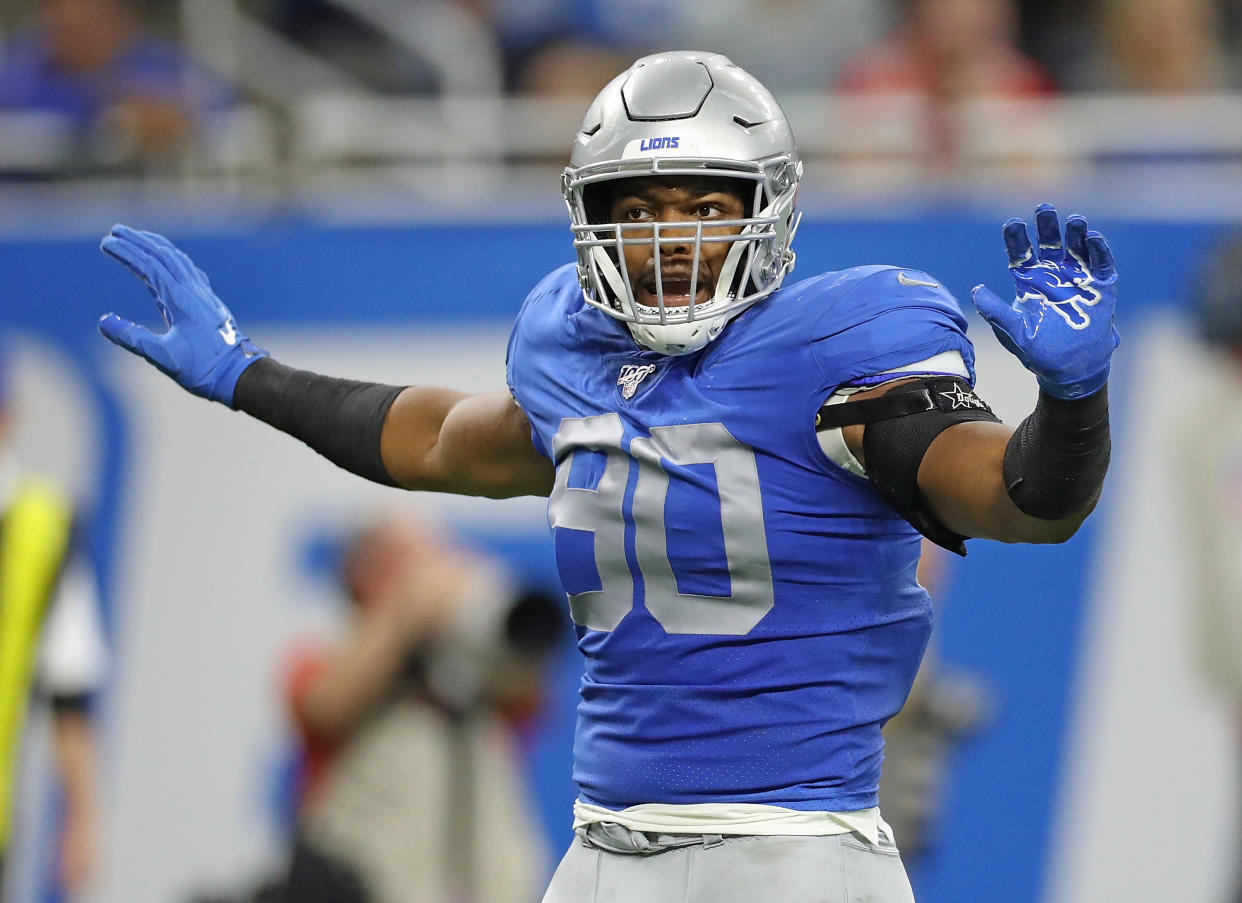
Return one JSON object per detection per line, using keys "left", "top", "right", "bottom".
{"left": 2, "top": 0, "right": 1242, "bottom": 202}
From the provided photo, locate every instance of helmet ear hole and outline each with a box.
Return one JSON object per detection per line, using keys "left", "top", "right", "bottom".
{"left": 582, "top": 183, "right": 612, "bottom": 227}
{"left": 740, "top": 185, "right": 756, "bottom": 219}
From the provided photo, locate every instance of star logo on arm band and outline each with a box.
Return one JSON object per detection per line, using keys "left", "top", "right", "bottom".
{"left": 939, "top": 385, "right": 986, "bottom": 410}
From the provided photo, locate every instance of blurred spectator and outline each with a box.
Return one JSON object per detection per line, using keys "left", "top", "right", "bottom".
{"left": 836, "top": 0, "right": 1057, "bottom": 174}
{"left": 260, "top": 0, "right": 440, "bottom": 95}
{"left": 509, "top": 0, "right": 891, "bottom": 97}
{"left": 1225, "top": 0, "right": 1242, "bottom": 86}
{"left": 661, "top": 0, "right": 893, "bottom": 94}
{"left": 278, "top": 513, "right": 562, "bottom": 903}
{"left": 1090, "top": 0, "right": 1229, "bottom": 91}
{"left": 515, "top": 38, "right": 635, "bottom": 98}
{"left": 494, "top": 0, "right": 673, "bottom": 92}
{"left": 1181, "top": 232, "right": 1242, "bottom": 903}
{"left": 256, "top": 0, "right": 503, "bottom": 97}
{"left": 0, "top": 0, "right": 235, "bottom": 173}
{"left": 1013, "top": 0, "right": 1101, "bottom": 92}
{"left": 0, "top": 343, "right": 109, "bottom": 902}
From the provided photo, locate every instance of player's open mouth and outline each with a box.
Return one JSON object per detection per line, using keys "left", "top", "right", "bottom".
{"left": 639, "top": 279, "right": 712, "bottom": 309}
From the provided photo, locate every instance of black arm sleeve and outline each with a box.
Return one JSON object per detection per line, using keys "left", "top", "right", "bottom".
{"left": 1002, "top": 386, "right": 1110, "bottom": 519}
{"left": 232, "top": 358, "right": 404, "bottom": 486}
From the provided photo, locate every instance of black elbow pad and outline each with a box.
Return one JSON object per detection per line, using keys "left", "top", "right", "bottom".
{"left": 817, "top": 377, "right": 1001, "bottom": 555}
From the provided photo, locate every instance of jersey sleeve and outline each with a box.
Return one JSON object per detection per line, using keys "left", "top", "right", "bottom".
{"left": 505, "top": 264, "right": 580, "bottom": 460}
{"left": 808, "top": 267, "right": 977, "bottom": 390}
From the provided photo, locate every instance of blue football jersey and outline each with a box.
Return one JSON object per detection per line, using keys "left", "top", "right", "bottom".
{"left": 506, "top": 263, "right": 977, "bottom": 813}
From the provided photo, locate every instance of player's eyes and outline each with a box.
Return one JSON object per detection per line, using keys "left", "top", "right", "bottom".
{"left": 623, "top": 206, "right": 653, "bottom": 221}
{"left": 695, "top": 203, "right": 724, "bottom": 218}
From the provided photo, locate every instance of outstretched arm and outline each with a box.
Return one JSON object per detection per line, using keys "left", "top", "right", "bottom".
{"left": 843, "top": 204, "right": 1117, "bottom": 546}
{"left": 99, "top": 225, "right": 554, "bottom": 498}
{"left": 378, "top": 386, "right": 554, "bottom": 497}
{"left": 916, "top": 414, "right": 1097, "bottom": 544}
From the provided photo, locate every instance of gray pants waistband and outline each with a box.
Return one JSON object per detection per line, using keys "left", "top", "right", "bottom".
{"left": 577, "top": 822, "right": 725, "bottom": 855}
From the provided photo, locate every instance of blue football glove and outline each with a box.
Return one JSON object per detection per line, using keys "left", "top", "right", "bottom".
{"left": 98, "top": 224, "right": 267, "bottom": 407}
{"left": 971, "top": 204, "right": 1119, "bottom": 400}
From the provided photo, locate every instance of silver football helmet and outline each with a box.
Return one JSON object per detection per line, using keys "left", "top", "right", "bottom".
{"left": 562, "top": 51, "right": 803, "bottom": 356}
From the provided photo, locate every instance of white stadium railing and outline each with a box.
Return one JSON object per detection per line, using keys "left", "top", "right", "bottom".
{"left": 3, "top": 93, "right": 1242, "bottom": 217}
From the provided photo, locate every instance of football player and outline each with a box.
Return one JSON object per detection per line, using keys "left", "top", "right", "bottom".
{"left": 98, "top": 51, "right": 1117, "bottom": 903}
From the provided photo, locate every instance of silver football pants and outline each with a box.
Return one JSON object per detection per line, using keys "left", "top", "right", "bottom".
{"left": 540, "top": 821, "right": 916, "bottom": 903}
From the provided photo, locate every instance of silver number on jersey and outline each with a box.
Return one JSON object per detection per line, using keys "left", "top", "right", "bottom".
{"left": 548, "top": 415, "right": 634, "bottom": 631}
{"left": 549, "top": 414, "right": 774, "bottom": 635}
{"left": 630, "top": 424, "right": 774, "bottom": 634}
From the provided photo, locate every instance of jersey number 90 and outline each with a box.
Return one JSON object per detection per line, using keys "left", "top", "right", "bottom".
{"left": 548, "top": 414, "right": 774, "bottom": 636}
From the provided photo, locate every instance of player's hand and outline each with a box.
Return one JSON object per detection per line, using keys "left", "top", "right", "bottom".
{"left": 971, "top": 204, "right": 1119, "bottom": 400}
{"left": 98, "top": 224, "right": 268, "bottom": 407}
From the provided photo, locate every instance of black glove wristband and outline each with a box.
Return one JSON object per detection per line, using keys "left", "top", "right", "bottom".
{"left": 233, "top": 358, "right": 403, "bottom": 487}
{"left": 1003, "top": 385, "right": 1110, "bottom": 520}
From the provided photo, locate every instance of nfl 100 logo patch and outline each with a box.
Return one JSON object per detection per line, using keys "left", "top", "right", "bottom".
{"left": 617, "top": 364, "right": 657, "bottom": 399}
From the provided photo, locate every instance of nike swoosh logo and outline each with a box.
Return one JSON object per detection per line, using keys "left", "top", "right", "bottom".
{"left": 218, "top": 320, "right": 238, "bottom": 345}
{"left": 897, "top": 272, "right": 940, "bottom": 288}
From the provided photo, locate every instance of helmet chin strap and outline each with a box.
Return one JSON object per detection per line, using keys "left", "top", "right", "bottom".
{"left": 590, "top": 245, "right": 631, "bottom": 315}
{"left": 627, "top": 319, "right": 718, "bottom": 356}
{"left": 715, "top": 227, "right": 754, "bottom": 303}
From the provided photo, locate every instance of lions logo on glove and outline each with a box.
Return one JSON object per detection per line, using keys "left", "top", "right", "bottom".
{"left": 971, "top": 203, "right": 1119, "bottom": 400}
{"left": 1012, "top": 259, "right": 1103, "bottom": 331}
